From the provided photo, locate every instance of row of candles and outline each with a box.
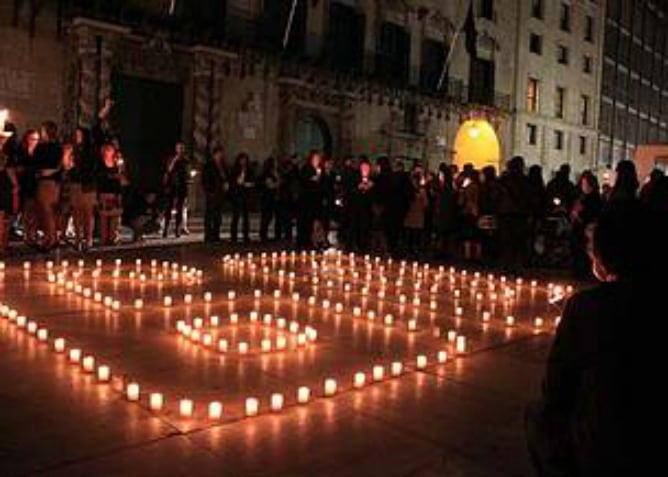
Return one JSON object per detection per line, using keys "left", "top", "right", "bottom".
{"left": 1, "top": 299, "right": 454, "bottom": 420}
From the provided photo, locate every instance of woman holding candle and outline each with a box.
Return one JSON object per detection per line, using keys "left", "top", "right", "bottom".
{"left": 97, "top": 143, "right": 124, "bottom": 246}
{"left": 526, "top": 203, "right": 663, "bottom": 476}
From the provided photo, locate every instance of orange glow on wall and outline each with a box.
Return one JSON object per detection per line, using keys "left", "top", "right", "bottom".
{"left": 453, "top": 119, "right": 501, "bottom": 171}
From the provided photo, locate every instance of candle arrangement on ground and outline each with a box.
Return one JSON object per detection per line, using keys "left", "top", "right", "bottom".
{"left": 0, "top": 251, "right": 568, "bottom": 423}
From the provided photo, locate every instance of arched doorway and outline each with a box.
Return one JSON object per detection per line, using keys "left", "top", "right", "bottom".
{"left": 453, "top": 119, "right": 501, "bottom": 171}
{"left": 295, "top": 114, "right": 332, "bottom": 159}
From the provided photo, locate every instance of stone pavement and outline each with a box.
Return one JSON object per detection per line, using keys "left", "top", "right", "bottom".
{"left": 0, "top": 246, "right": 564, "bottom": 476}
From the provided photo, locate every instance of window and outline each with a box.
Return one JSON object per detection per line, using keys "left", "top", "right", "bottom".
{"left": 554, "top": 130, "right": 564, "bottom": 150}
{"left": 531, "top": 0, "right": 543, "bottom": 19}
{"left": 469, "top": 58, "right": 496, "bottom": 106}
{"left": 581, "top": 94, "right": 591, "bottom": 125}
{"left": 376, "top": 22, "right": 411, "bottom": 86}
{"left": 555, "top": 86, "right": 566, "bottom": 119}
{"left": 579, "top": 136, "right": 587, "bottom": 154}
{"left": 557, "top": 45, "right": 569, "bottom": 65}
{"left": 527, "top": 123, "right": 538, "bottom": 145}
{"left": 560, "top": 2, "right": 570, "bottom": 32}
{"left": 420, "top": 39, "right": 446, "bottom": 93}
{"left": 328, "top": 2, "right": 365, "bottom": 72}
{"left": 529, "top": 33, "right": 542, "bottom": 54}
{"left": 583, "top": 55, "right": 593, "bottom": 74}
{"left": 527, "top": 77, "right": 539, "bottom": 112}
{"left": 480, "top": 0, "right": 494, "bottom": 20}
{"left": 585, "top": 15, "right": 594, "bottom": 42}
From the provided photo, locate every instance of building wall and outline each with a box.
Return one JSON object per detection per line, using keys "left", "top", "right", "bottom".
{"left": 508, "top": 0, "right": 605, "bottom": 177}
{"left": 598, "top": 0, "right": 668, "bottom": 168}
{"left": 0, "top": 3, "right": 67, "bottom": 133}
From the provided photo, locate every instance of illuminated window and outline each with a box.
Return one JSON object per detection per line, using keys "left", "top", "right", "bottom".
{"left": 527, "top": 77, "right": 539, "bottom": 112}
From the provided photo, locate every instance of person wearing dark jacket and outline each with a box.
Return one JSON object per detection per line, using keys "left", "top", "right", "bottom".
{"left": 70, "top": 127, "right": 98, "bottom": 251}
{"left": 570, "top": 171, "right": 602, "bottom": 279}
{"left": 276, "top": 156, "right": 299, "bottom": 241}
{"left": 546, "top": 164, "right": 578, "bottom": 213}
{"left": 229, "top": 152, "right": 254, "bottom": 243}
{"left": 97, "top": 143, "right": 124, "bottom": 246}
{"left": 34, "top": 121, "right": 63, "bottom": 250}
{"left": 527, "top": 202, "right": 663, "bottom": 477}
{"left": 296, "top": 150, "right": 324, "bottom": 249}
{"left": 607, "top": 159, "right": 639, "bottom": 206}
{"left": 497, "top": 156, "right": 533, "bottom": 272}
{"left": 348, "top": 158, "right": 374, "bottom": 252}
{"left": 258, "top": 156, "right": 279, "bottom": 242}
{"left": 162, "top": 141, "right": 190, "bottom": 238}
{"left": 202, "top": 146, "right": 228, "bottom": 243}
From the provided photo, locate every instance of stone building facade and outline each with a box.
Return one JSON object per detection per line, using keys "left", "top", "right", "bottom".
{"left": 0, "top": 0, "right": 606, "bottom": 188}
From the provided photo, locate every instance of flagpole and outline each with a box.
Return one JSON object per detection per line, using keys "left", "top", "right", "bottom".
{"left": 436, "top": 0, "right": 472, "bottom": 91}
{"left": 283, "top": 0, "right": 300, "bottom": 49}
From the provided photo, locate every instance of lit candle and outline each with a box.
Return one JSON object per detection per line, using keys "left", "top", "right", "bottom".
{"left": 354, "top": 372, "right": 366, "bottom": 388}
{"left": 179, "top": 399, "right": 194, "bottom": 417}
{"left": 416, "top": 355, "right": 427, "bottom": 370}
{"left": 245, "top": 397, "right": 259, "bottom": 417}
{"left": 150, "top": 393, "right": 164, "bottom": 411}
{"left": 384, "top": 314, "right": 393, "bottom": 326}
{"left": 456, "top": 336, "right": 466, "bottom": 354}
{"left": 324, "top": 378, "right": 337, "bottom": 397}
{"left": 97, "top": 365, "right": 110, "bottom": 382}
{"left": 228, "top": 290, "right": 236, "bottom": 300}
{"left": 104, "top": 296, "right": 113, "bottom": 307}
{"left": 202, "top": 333, "right": 213, "bottom": 347}
{"left": 297, "top": 333, "right": 307, "bottom": 346}
{"left": 372, "top": 365, "right": 384, "bottom": 382}
{"left": 82, "top": 355, "right": 95, "bottom": 372}
{"left": 482, "top": 311, "right": 491, "bottom": 321}
{"left": 297, "top": 386, "right": 311, "bottom": 404}
{"left": 218, "top": 339, "right": 229, "bottom": 352}
{"left": 204, "top": 291, "right": 212, "bottom": 302}
{"left": 270, "top": 393, "right": 284, "bottom": 412}
{"left": 134, "top": 299, "right": 143, "bottom": 309}
{"left": 69, "top": 348, "right": 82, "bottom": 363}
{"left": 391, "top": 362, "right": 403, "bottom": 377}
{"left": 112, "top": 300, "right": 120, "bottom": 311}
{"left": 276, "top": 335, "right": 287, "bottom": 350}
{"left": 37, "top": 328, "right": 48, "bottom": 341}
{"left": 506, "top": 315, "right": 515, "bottom": 326}
{"left": 184, "top": 294, "right": 192, "bottom": 304}
{"left": 126, "top": 382, "right": 140, "bottom": 401}
{"left": 249, "top": 311, "right": 258, "bottom": 322}
{"left": 210, "top": 315, "right": 219, "bottom": 327}
{"left": 238, "top": 342, "right": 249, "bottom": 354}
{"left": 261, "top": 339, "right": 272, "bottom": 352}
{"left": 437, "top": 350, "right": 448, "bottom": 363}
{"left": 230, "top": 313, "right": 239, "bottom": 324}
{"left": 353, "top": 307, "right": 361, "bottom": 317}
{"left": 447, "top": 330, "right": 457, "bottom": 342}
{"left": 335, "top": 302, "right": 343, "bottom": 313}
{"left": 534, "top": 317, "right": 544, "bottom": 328}
{"left": 208, "top": 401, "right": 223, "bottom": 420}
{"left": 54, "top": 338, "right": 66, "bottom": 353}
{"left": 193, "top": 317, "right": 203, "bottom": 329}
{"left": 27, "top": 321, "right": 38, "bottom": 334}
{"left": 94, "top": 292, "right": 102, "bottom": 302}
{"left": 254, "top": 289, "right": 262, "bottom": 299}
{"left": 455, "top": 307, "right": 463, "bottom": 316}
{"left": 17, "top": 315, "right": 27, "bottom": 328}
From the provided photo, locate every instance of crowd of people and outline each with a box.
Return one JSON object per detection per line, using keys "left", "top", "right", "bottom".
{"left": 2, "top": 104, "right": 668, "bottom": 283}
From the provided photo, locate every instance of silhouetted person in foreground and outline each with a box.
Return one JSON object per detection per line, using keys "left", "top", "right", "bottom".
{"left": 527, "top": 202, "right": 665, "bottom": 476}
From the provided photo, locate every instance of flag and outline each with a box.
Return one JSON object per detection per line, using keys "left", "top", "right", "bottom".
{"left": 463, "top": 0, "right": 477, "bottom": 59}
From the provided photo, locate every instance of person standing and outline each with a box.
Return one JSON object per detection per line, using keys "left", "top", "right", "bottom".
{"left": 259, "top": 156, "right": 279, "bottom": 242}
{"left": 57, "top": 143, "right": 75, "bottom": 244}
{"left": 97, "top": 143, "right": 123, "bottom": 246}
{"left": 229, "top": 152, "right": 254, "bottom": 243}
{"left": 570, "top": 171, "right": 602, "bottom": 279}
{"left": 457, "top": 166, "right": 482, "bottom": 262}
{"left": 70, "top": 127, "right": 97, "bottom": 251}
{"left": 296, "top": 150, "right": 324, "bottom": 249}
{"left": 0, "top": 128, "right": 17, "bottom": 253}
{"left": 162, "top": 141, "right": 190, "bottom": 238}
{"left": 34, "top": 121, "right": 63, "bottom": 251}
{"left": 608, "top": 160, "right": 639, "bottom": 206}
{"left": 16, "top": 130, "right": 40, "bottom": 248}
{"left": 348, "top": 158, "right": 374, "bottom": 252}
{"left": 435, "top": 163, "right": 457, "bottom": 259}
{"left": 202, "top": 145, "right": 228, "bottom": 243}
{"left": 276, "top": 155, "right": 298, "bottom": 241}
{"left": 403, "top": 165, "right": 428, "bottom": 257}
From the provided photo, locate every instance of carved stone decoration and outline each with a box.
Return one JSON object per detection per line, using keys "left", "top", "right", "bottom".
{"left": 237, "top": 92, "right": 264, "bottom": 141}
{"left": 72, "top": 25, "right": 98, "bottom": 128}
{"left": 192, "top": 52, "right": 214, "bottom": 166}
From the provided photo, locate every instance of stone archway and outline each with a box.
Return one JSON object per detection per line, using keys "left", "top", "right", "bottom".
{"left": 294, "top": 113, "right": 332, "bottom": 159}
{"left": 453, "top": 119, "right": 501, "bottom": 171}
